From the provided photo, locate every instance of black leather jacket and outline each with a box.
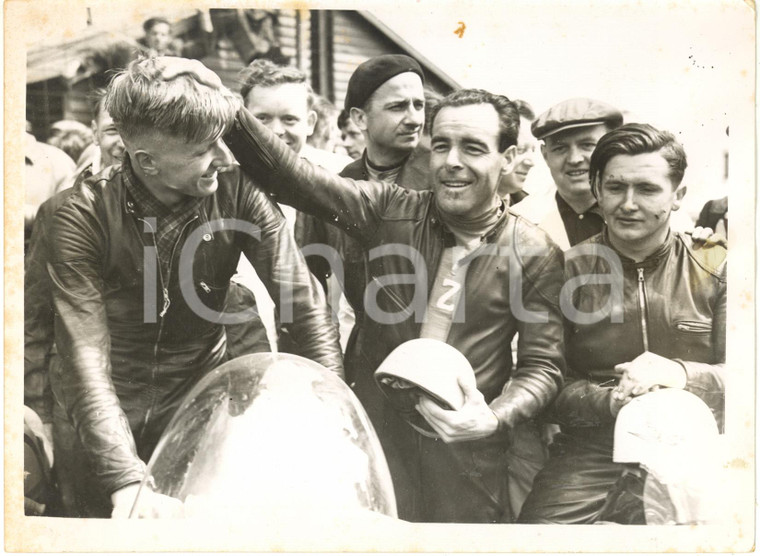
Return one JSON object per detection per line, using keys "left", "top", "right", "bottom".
{"left": 295, "top": 145, "right": 431, "bottom": 314}
{"left": 25, "top": 169, "right": 91, "bottom": 423}
{"left": 552, "top": 229, "right": 727, "bottom": 432}
{"left": 225, "top": 109, "right": 566, "bottom": 430}
{"left": 48, "top": 161, "right": 343, "bottom": 495}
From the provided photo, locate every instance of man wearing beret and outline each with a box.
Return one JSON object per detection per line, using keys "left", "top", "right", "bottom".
{"left": 340, "top": 54, "right": 429, "bottom": 189}
{"left": 511, "top": 98, "right": 623, "bottom": 251}
{"left": 296, "top": 55, "right": 431, "bottom": 373}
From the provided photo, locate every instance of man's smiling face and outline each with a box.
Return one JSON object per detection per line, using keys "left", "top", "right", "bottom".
{"left": 430, "top": 103, "right": 514, "bottom": 219}
{"left": 541, "top": 123, "right": 609, "bottom": 200}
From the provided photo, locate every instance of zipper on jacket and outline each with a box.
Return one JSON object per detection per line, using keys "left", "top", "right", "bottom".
{"left": 135, "top": 216, "right": 163, "bottom": 441}
{"left": 636, "top": 267, "right": 650, "bottom": 352}
{"left": 136, "top": 214, "right": 199, "bottom": 440}
{"left": 138, "top": 217, "right": 170, "bottom": 320}
{"left": 151, "top": 215, "right": 200, "bottom": 361}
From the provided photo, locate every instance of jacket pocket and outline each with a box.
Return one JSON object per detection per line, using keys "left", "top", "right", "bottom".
{"left": 674, "top": 320, "right": 712, "bottom": 334}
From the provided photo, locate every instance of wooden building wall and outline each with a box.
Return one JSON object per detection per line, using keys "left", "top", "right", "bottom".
{"left": 332, "top": 11, "right": 402, "bottom": 109}
{"left": 203, "top": 9, "right": 312, "bottom": 98}
{"left": 331, "top": 11, "right": 454, "bottom": 109}
{"left": 279, "top": 10, "right": 311, "bottom": 80}
{"left": 26, "top": 9, "right": 456, "bottom": 139}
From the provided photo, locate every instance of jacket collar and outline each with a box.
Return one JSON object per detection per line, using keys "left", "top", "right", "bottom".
{"left": 431, "top": 198, "right": 509, "bottom": 247}
{"left": 601, "top": 226, "right": 674, "bottom": 270}
{"left": 361, "top": 143, "right": 431, "bottom": 182}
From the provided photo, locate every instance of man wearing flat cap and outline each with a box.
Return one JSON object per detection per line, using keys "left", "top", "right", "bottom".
{"left": 296, "top": 54, "right": 431, "bottom": 376}
{"left": 511, "top": 98, "right": 623, "bottom": 250}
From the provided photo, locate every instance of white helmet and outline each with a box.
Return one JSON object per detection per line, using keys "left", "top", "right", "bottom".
{"left": 613, "top": 388, "right": 722, "bottom": 524}
{"left": 374, "top": 338, "right": 475, "bottom": 437}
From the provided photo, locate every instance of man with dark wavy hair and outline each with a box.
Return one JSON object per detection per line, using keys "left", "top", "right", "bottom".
{"left": 519, "top": 123, "right": 726, "bottom": 524}
{"left": 47, "top": 58, "right": 342, "bottom": 517}
{"left": 217, "top": 76, "right": 567, "bottom": 522}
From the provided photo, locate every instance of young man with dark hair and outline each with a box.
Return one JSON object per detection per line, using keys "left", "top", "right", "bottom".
{"left": 220, "top": 80, "right": 566, "bottom": 523}
{"left": 519, "top": 123, "right": 726, "bottom": 524}
{"left": 337, "top": 109, "right": 365, "bottom": 160}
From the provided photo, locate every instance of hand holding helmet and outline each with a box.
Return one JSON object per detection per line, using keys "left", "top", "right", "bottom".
{"left": 416, "top": 377, "right": 499, "bottom": 443}
{"left": 375, "top": 339, "right": 500, "bottom": 442}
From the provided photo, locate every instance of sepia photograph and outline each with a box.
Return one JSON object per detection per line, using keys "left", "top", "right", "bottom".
{"left": 5, "top": 0, "right": 755, "bottom": 551}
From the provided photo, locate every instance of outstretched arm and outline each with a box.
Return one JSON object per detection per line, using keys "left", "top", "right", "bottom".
{"left": 153, "top": 56, "right": 398, "bottom": 242}
{"left": 225, "top": 105, "right": 400, "bottom": 244}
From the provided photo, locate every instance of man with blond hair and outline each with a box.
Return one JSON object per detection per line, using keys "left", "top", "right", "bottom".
{"left": 47, "top": 58, "right": 342, "bottom": 517}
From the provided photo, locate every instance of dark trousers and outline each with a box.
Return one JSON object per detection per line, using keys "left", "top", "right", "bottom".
{"left": 518, "top": 429, "right": 645, "bottom": 524}
{"left": 353, "top": 369, "right": 512, "bottom": 523}
{"left": 505, "top": 420, "right": 550, "bottom": 518}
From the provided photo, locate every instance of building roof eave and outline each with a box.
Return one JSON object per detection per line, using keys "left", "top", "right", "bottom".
{"left": 356, "top": 10, "right": 460, "bottom": 91}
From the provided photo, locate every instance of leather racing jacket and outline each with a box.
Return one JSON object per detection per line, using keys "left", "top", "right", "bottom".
{"left": 25, "top": 166, "right": 93, "bottom": 423}
{"left": 224, "top": 108, "right": 566, "bottom": 431}
{"left": 551, "top": 229, "right": 726, "bottom": 434}
{"left": 295, "top": 144, "right": 431, "bottom": 316}
{"left": 47, "top": 161, "right": 343, "bottom": 495}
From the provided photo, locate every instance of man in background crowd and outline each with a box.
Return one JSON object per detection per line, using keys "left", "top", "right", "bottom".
{"left": 237, "top": 59, "right": 353, "bottom": 350}
{"left": 511, "top": 98, "right": 623, "bottom": 250}
{"left": 337, "top": 109, "right": 365, "bottom": 160}
{"left": 307, "top": 94, "right": 348, "bottom": 157}
{"left": 139, "top": 14, "right": 212, "bottom": 59}
{"left": 341, "top": 54, "right": 429, "bottom": 189}
{"left": 240, "top": 59, "right": 351, "bottom": 228}
{"left": 24, "top": 128, "right": 76, "bottom": 252}
{"left": 297, "top": 55, "right": 431, "bottom": 365}
{"left": 46, "top": 121, "right": 94, "bottom": 164}
{"left": 696, "top": 196, "right": 728, "bottom": 239}
{"left": 498, "top": 98, "right": 537, "bottom": 207}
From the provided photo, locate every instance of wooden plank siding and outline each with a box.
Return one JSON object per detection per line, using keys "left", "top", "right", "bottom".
{"left": 202, "top": 36, "right": 246, "bottom": 97}
{"left": 278, "top": 8, "right": 311, "bottom": 79}
{"left": 330, "top": 11, "right": 455, "bottom": 110}
{"left": 203, "top": 9, "right": 309, "bottom": 99}
{"left": 332, "top": 11, "right": 402, "bottom": 109}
